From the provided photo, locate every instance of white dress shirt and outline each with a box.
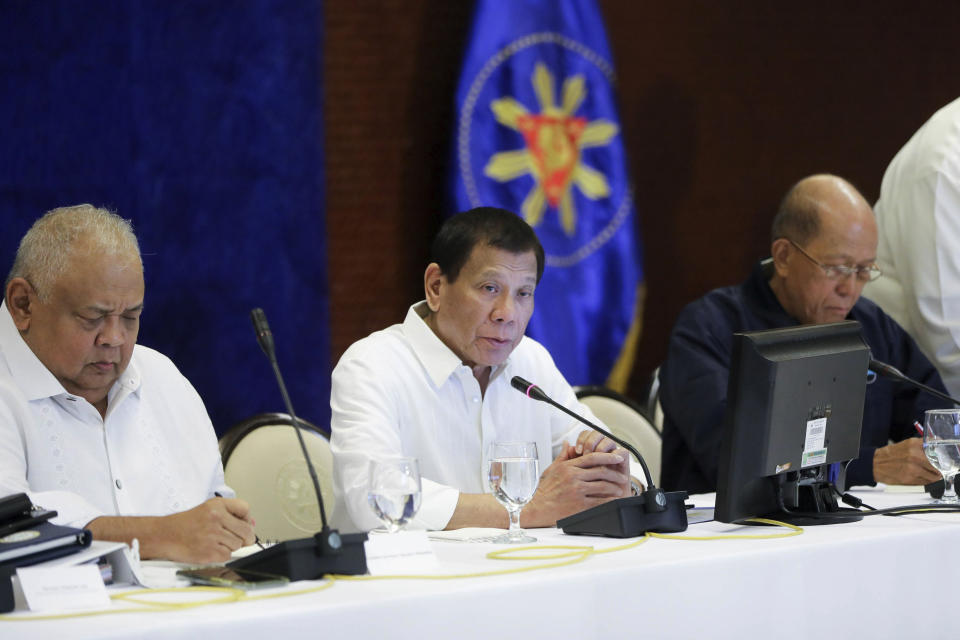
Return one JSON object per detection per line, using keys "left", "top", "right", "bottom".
{"left": 866, "top": 97, "right": 960, "bottom": 396}
{"left": 0, "top": 302, "right": 231, "bottom": 529}
{"left": 330, "top": 301, "right": 618, "bottom": 533}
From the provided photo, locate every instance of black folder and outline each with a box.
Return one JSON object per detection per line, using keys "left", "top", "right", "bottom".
{"left": 0, "top": 521, "right": 92, "bottom": 567}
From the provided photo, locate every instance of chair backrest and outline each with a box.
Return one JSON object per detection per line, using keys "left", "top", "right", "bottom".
{"left": 643, "top": 366, "right": 664, "bottom": 433}
{"left": 574, "top": 387, "right": 662, "bottom": 486}
{"left": 219, "top": 413, "right": 333, "bottom": 543}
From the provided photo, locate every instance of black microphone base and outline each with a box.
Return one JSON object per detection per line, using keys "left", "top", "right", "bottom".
{"left": 926, "top": 479, "right": 946, "bottom": 500}
{"left": 227, "top": 532, "right": 368, "bottom": 580}
{"left": 557, "top": 491, "right": 689, "bottom": 537}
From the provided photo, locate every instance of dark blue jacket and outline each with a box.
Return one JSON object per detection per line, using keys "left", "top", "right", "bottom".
{"left": 660, "top": 260, "right": 948, "bottom": 494}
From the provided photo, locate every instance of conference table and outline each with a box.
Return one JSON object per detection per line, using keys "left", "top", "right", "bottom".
{"left": 3, "top": 489, "right": 955, "bottom": 639}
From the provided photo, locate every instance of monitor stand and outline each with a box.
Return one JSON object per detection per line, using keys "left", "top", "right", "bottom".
{"left": 748, "top": 478, "right": 864, "bottom": 526}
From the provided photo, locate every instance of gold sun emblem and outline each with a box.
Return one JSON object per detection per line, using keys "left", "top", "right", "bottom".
{"left": 483, "top": 62, "right": 619, "bottom": 236}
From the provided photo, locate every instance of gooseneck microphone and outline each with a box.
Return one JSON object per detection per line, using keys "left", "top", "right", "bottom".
{"left": 868, "top": 358, "right": 960, "bottom": 406}
{"left": 510, "top": 375, "right": 688, "bottom": 537}
{"left": 868, "top": 358, "right": 960, "bottom": 500}
{"left": 227, "top": 308, "right": 367, "bottom": 579}
{"left": 251, "top": 307, "right": 276, "bottom": 359}
{"left": 511, "top": 376, "right": 660, "bottom": 508}
{"left": 250, "top": 308, "right": 330, "bottom": 532}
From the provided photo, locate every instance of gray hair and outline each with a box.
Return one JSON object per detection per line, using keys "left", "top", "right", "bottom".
{"left": 7, "top": 204, "right": 142, "bottom": 301}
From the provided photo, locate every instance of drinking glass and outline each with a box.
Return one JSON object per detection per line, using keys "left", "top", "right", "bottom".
{"left": 367, "top": 457, "right": 422, "bottom": 532}
{"left": 923, "top": 409, "right": 960, "bottom": 504}
{"left": 486, "top": 441, "right": 539, "bottom": 543}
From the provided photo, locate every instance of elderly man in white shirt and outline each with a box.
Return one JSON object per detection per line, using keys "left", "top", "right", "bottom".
{"left": 331, "top": 207, "right": 636, "bottom": 533}
{"left": 0, "top": 204, "right": 254, "bottom": 562}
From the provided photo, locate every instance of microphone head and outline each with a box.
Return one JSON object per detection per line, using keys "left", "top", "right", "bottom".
{"left": 510, "top": 376, "right": 549, "bottom": 402}
{"left": 869, "top": 358, "right": 904, "bottom": 380}
{"left": 250, "top": 307, "right": 276, "bottom": 359}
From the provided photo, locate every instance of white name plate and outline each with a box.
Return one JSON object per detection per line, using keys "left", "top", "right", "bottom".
{"left": 17, "top": 564, "right": 110, "bottom": 611}
{"left": 363, "top": 530, "right": 439, "bottom": 575}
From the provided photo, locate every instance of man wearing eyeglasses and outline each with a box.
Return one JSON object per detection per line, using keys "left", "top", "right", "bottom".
{"left": 660, "top": 174, "right": 947, "bottom": 494}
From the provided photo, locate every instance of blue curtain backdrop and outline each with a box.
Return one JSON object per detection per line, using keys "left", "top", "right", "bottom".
{"left": 450, "top": 0, "right": 644, "bottom": 389}
{"left": 0, "top": 1, "right": 330, "bottom": 434}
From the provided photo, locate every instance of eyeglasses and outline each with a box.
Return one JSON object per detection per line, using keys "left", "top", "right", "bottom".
{"left": 787, "top": 239, "right": 883, "bottom": 282}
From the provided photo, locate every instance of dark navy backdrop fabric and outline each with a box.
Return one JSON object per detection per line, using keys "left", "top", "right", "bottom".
{"left": 0, "top": 1, "right": 330, "bottom": 434}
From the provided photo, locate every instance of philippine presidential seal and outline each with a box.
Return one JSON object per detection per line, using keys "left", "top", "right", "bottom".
{"left": 456, "top": 32, "right": 633, "bottom": 268}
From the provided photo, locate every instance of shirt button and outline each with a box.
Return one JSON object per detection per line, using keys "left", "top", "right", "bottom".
{"left": 115, "top": 479, "right": 123, "bottom": 490}
{"left": 472, "top": 396, "right": 480, "bottom": 403}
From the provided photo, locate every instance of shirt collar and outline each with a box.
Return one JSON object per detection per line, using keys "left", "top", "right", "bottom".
{"left": 109, "top": 350, "right": 142, "bottom": 406}
{"left": 403, "top": 301, "right": 509, "bottom": 388}
{"left": 743, "top": 258, "right": 799, "bottom": 327}
{"left": 0, "top": 300, "right": 142, "bottom": 404}
{"left": 0, "top": 301, "right": 65, "bottom": 401}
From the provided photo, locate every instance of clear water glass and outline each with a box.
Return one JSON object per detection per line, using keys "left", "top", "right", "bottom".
{"left": 923, "top": 409, "right": 960, "bottom": 504}
{"left": 367, "top": 457, "right": 422, "bottom": 532}
{"left": 486, "top": 441, "right": 539, "bottom": 543}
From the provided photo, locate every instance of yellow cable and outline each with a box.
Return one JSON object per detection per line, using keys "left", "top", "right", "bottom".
{"left": 0, "top": 586, "right": 245, "bottom": 621}
{"left": 486, "top": 543, "right": 598, "bottom": 561}
{"left": 335, "top": 547, "right": 593, "bottom": 581}
{"left": 648, "top": 517, "right": 803, "bottom": 541}
{"left": 111, "top": 586, "right": 245, "bottom": 608}
{"left": 0, "top": 607, "right": 157, "bottom": 622}
{"left": 588, "top": 536, "right": 650, "bottom": 555}
{"left": 244, "top": 578, "right": 336, "bottom": 601}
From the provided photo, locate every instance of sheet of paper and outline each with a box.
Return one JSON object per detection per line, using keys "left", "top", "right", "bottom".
{"left": 17, "top": 564, "right": 110, "bottom": 611}
{"left": 428, "top": 528, "right": 505, "bottom": 543}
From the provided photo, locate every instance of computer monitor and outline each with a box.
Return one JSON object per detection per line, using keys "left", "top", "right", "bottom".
{"left": 714, "top": 320, "right": 870, "bottom": 525}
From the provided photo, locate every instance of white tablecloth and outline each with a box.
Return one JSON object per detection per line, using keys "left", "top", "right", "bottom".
{"left": 3, "top": 489, "right": 956, "bottom": 639}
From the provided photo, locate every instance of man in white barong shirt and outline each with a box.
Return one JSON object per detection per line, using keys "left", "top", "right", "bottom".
{"left": 331, "top": 207, "right": 639, "bottom": 533}
{"left": 0, "top": 205, "right": 254, "bottom": 562}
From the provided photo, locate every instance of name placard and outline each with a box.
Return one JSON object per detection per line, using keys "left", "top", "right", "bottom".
{"left": 17, "top": 565, "right": 110, "bottom": 611}
{"left": 363, "top": 530, "right": 439, "bottom": 575}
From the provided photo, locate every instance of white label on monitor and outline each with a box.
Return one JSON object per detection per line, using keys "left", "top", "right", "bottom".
{"left": 802, "top": 448, "right": 827, "bottom": 468}
{"left": 804, "top": 417, "right": 827, "bottom": 452}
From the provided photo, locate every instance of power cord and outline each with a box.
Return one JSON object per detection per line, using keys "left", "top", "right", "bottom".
{"left": 832, "top": 485, "right": 876, "bottom": 511}
{"left": 777, "top": 483, "right": 960, "bottom": 519}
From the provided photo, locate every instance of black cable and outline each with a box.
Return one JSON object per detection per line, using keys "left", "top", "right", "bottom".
{"left": 778, "top": 484, "right": 960, "bottom": 519}
{"left": 832, "top": 485, "right": 876, "bottom": 511}
{"left": 790, "top": 503, "right": 960, "bottom": 518}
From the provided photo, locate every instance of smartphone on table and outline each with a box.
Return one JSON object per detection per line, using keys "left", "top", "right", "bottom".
{"left": 176, "top": 566, "right": 289, "bottom": 590}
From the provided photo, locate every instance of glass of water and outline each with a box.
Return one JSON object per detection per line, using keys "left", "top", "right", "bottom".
{"left": 486, "top": 441, "right": 539, "bottom": 543}
{"left": 367, "top": 457, "right": 422, "bottom": 532}
{"left": 923, "top": 409, "right": 960, "bottom": 504}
